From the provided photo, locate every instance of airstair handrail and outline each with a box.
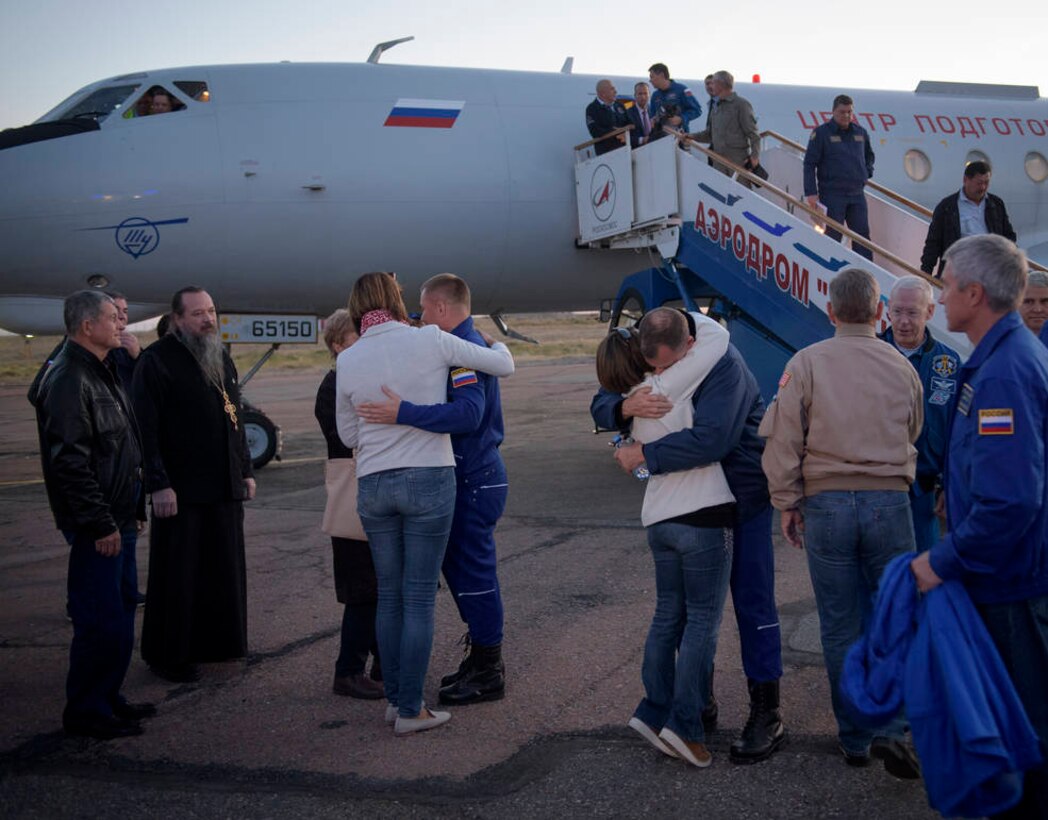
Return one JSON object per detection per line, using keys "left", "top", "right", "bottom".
{"left": 758, "top": 129, "right": 935, "bottom": 219}
{"left": 665, "top": 129, "right": 945, "bottom": 288}
{"left": 574, "top": 125, "right": 634, "bottom": 154}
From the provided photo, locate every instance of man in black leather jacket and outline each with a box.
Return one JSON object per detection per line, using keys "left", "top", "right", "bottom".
{"left": 30, "top": 290, "right": 154, "bottom": 739}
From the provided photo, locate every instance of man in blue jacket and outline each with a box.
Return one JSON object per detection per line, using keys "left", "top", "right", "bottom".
{"left": 804, "top": 95, "right": 875, "bottom": 260}
{"left": 879, "top": 275, "right": 960, "bottom": 552}
{"left": 591, "top": 311, "right": 786, "bottom": 763}
{"left": 648, "top": 63, "right": 702, "bottom": 135}
{"left": 357, "top": 274, "right": 508, "bottom": 706}
{"left": 912, "top": 234, "right": 1048, "bottom": 816}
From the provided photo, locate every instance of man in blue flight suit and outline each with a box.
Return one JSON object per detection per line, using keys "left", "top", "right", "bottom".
{"left": 586, "top": 79, "right": 630, "bottom": 156}
{"left": 879, "top": 275, "right": 960, "bottom": 552}
{"left": 591, "top": 311, "right": 787, "bottom": 763}
{"left": 648, "top": 63, "right": 702, "bottom": 135}
{"left": 911, "top": 234, "right": 1048, "bottom": 816}
{"left": 356, "top": 273, "right": 508, "bottom": 705}
{"left": 804, "top": 94, "right": 875, "bottom": 261}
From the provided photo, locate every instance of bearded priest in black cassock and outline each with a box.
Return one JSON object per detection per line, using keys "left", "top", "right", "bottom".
{"left": 132, "top": 287, "right": 256, "bottom": 683}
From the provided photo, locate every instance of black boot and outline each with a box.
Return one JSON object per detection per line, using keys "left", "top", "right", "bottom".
{"left": 438, "top": 643, "right": 505, "bottom": 705}
{"left": 439, "top": 633, "right": 472, "bottom": 688}
{"left": 730, "top": 678, "right": 787, "bottom": 764}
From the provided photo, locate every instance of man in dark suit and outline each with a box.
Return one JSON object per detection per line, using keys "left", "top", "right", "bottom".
{"left": 920, "top": 161, "right": 1016, "bottom": 276}
{"left": 627, "top": 82, "right": 654, "bottom": 148}
{"left": 585, "top": 79, "right": 629, "bottom": 156}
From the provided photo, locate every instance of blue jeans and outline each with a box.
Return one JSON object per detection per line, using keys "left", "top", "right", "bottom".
{"left": 633, "top": 521, "right": 733, "bottom": 743}
{"left": 979, "top": 595, "right": 1048, "bottom": 817}
{"left": 358, "top": 466, "right": 455, "bottom": 718}
{"left": 63, "top": 525, "right": 138, "bottom": 719}
{"left": 802, "top": 490, "right": 914, "bottom": 754}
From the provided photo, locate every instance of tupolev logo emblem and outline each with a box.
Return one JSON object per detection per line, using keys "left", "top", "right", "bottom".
{"left": 590, "top": 164, "right": 616, "bottom": 222}
{"left": 77, "top": 216, "right": 189, "bottom": 259}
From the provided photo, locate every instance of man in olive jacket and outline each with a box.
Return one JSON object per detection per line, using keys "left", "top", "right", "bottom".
{"left": 691, "top": 70, "right": 760, "bottom": 184}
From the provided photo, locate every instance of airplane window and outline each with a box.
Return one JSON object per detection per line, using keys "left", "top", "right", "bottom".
{"left": 174, "top": 81, "right": 210, "bottom": 102}
{"left": 965, "top": 150, "right": 989, "bottom": 166}
{"left": 57, "top": 85, "right": 141, "bottom": 123}
{"left": 1026, "top": 152, "right": 1048, "bottom": 183}
{"left": 123, "top": 85, "right": 188, "bottom": 118}
{"left": 904, "top": 149, "right": 931, "bottom": 182}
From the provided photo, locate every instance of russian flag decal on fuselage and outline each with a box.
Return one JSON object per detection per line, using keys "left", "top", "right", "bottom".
{"left": 384, "top": 99, "right": 465, "bottom": 129}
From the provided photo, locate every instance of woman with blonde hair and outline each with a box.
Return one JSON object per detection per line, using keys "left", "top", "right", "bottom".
{"left": 336, "top": 272, "right": 514, "bottom": 735}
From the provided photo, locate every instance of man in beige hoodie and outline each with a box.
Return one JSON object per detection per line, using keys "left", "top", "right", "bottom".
{"left": 759, "top": 268, "right": 923, "bottom": 775}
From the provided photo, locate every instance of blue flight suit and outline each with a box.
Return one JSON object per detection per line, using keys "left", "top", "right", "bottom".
{"left": 1040, "top": 321, "right": 1048, "bottom": 348}
{"left": 930, "top": 311, "right": 1048, "bottom": 813}
{"left": 591, "top": 342, "right": 783, "bottom": 683}
{"left": 649, "top": 80, "right": 702, "bottom": 134}
{"left": 396, "top": 317, "right": 507, "bottom": 646}
{"left": 803, "top": 118, "right": 875, "bottom": 260}
{"left": 879, "top": 327, "right": 960, "bottom": 551}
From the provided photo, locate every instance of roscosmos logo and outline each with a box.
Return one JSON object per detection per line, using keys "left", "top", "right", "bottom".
{"left": 589, "top": 164, "right": 616, "bottom": 222}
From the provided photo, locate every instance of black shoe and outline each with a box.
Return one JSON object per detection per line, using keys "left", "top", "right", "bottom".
{"left": 332, "top": 673, "right": 385, "bottom": 700}
{"left": 839, "top": 743, "right": 871, "bottom": 767}
{"left": 149, "top": 663, "right": 200, "bottom": 683}
{"left": 730, "top": 679, "right": 787, "bottom": 764}
{"left": 440, "top": 633, "right": 473, "bottom": 688}
{"left": 439, "top": 643, "right": 505, "bottom": 705}
{"left": 112, "top": 700, "right": 157, "bottom": 721}
{"left": 64, "top": 712, "right": 144, "bottom": 740}
{"left": 135, "top": 592, "right": 146, "bottom": 608}
{"left": 871, "top": 736, "right": 921, "bottom": 779}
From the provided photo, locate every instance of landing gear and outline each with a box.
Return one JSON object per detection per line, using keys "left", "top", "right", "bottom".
{"left": 242, "top": 402, "right": 281, "bottom": 470}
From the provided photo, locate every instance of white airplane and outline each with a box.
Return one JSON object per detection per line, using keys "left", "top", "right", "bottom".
{"left": 2, "top": 42, "right": 1045, "bottom": 464}
{"left": 1, "top": 46, "right": 1045, "bottom": 335}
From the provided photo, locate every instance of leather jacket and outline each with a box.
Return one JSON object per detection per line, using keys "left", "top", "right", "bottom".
{"left": 30, "top": 339, "right": 142, "bottom": 538}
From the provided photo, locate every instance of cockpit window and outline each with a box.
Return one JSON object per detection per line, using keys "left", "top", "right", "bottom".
{"left": 123, "top": 85, "right": 187, "bottom": 119}
{"left": 57, "top": 84, "right": 141, "bottom": 123}
{"left": 175, "top": 81, "right": 210, "bottom": 102}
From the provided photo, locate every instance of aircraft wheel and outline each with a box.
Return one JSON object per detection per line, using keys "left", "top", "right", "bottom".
{"left": 243, "top": 408, "right": 279, "bottom": 470}
{"left": 610, "top": 288, "right": 646, "bottom": 329}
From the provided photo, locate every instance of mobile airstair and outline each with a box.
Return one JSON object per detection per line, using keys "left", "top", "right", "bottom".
{"left": 574, "top": 127, "right": 972, "bottom": 400}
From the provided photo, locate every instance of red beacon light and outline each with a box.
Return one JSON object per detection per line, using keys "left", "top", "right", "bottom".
{"left": 752, "top": 74, "right": 761, "bottom": 84}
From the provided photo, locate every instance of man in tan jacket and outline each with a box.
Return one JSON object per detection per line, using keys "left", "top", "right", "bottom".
{"left": 758, "top": 268, "right": 923, "bottom": 776}
{"left": 691, "top": 70, "right": 760, "bottom": 184}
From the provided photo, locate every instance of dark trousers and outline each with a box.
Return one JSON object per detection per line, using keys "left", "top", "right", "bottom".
{"left": 64, "top": 526, "right": 137, "bottom": 719}
{"left": 822, "top": 195, "right": 873, "bottom": 261}
{"left": 443, "top": 462, "right": 508, "bottom": 647}
{"left": 730, "top": 504, "right": 783, "bottom": 683}
{"left": 331, "top": 536, "right": 379, "bottom": 677}
{"left": 980, "top": 595, "right": 1048, "bottom": 818}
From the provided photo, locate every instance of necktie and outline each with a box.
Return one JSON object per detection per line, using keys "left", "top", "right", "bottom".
{"left": 641, "top": 108, "right": 650, "bottom": 135}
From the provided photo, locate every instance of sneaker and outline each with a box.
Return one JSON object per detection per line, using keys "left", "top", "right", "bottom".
{"left": 658, "top": 727, "right": 712, "bottom": 768}
{"left": 385, "top": 704, "right": 398, "bottom": 724}
{"left": 871, "top": 736, "right": 921, "bottom": 779}
{"left": 627, "top": 717, "right": 679, "bottom": 759}
{"left": 394, "top": 708, "right": 451, "bottom": 736}
{"left": 839, "top": 743, "right": 871, "bottom": 768}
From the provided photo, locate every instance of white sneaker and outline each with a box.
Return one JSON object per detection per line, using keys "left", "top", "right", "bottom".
{"left": 394, "top": 708, "right": 451, "bottom": 736}
{"left": 628, "top": 717, "right": 679, "bottom": 758}
{"left": 385, "top": 704, "right": 397, "bottom": 724}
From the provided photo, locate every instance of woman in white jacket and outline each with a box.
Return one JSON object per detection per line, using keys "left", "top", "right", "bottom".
{"left": 596, "top": 309, "right": 734, "bottom": 767}
{"left": 336, "top": 273, "right": 514, "bottom": 736}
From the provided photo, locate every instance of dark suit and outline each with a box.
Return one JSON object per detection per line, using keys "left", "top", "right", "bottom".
{"left": 585, "top": 98, "right": 629, "bottom": 155}
{"left": 626, "top": 104, "right": 653, "bottom": 148}
{"left": 920, "top": 191, "right": 1016, "bottom": 276}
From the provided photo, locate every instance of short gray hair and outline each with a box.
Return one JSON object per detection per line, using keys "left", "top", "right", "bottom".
{"left": 1027, "top": 271, "right": 1048, "bottom": 289}
{"left": 63, "top": 290, "right": 112, "bottom": 335}
{"left": 890, "top": 275, "right": 933, "bottom": 305}
{"left": 944, "top": 234, "right": 1027, "bottom": 312}
{"left": 829, "top": 268, "right": 879, "bottom": 323}
{"left": 712, "top": 70, "right": 734, "bottom": 90}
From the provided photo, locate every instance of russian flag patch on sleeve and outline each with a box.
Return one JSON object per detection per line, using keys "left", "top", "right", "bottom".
{"left": 978, "top": 408, "right": 1014, "bottom": 435}
{"left": 451, "top": 368, "right": 478, "bottom": 388}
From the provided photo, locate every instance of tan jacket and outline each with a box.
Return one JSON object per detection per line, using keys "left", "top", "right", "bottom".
{"left": 758, "top": 323, "right": 923, "bottom": 511}
{"left": 692, "top": 92, "right": 760, "bottom": 168}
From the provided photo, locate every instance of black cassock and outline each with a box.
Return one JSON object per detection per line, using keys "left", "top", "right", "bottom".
{"left": 132, "top": 334, "right": 253, "bottom": 667}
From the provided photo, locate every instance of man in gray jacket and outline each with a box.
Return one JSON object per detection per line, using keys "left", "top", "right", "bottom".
{"left": 692, "top": 71, "right": 760, "bottom": 184}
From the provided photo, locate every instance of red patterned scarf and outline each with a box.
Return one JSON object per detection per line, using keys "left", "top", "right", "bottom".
{"left": 359, "top": 309, "right": 404, "bottom": 335}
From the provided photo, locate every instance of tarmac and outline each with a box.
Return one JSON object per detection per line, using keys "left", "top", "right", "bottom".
{"left": 0, "top": 359, "right": 938, "bottom": 818}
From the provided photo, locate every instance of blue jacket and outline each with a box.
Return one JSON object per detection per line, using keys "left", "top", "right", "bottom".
{"left": 590, "top": 342, "right": 769, "bottom": 520}
{"left": 803, "top": 119, "right": 875, "bottom": 199}
{"left": 1039, "top": 321, "right": 1048, "bottom": 348}
{"left": 879, "top": 327, "right": 960, "bottom": 492}
{"left": 396, "top": 317, "right": 505, "bottom": 480}
{"left": 841, "top": 554, "right": 1042, "bottom": 818}
{"left": 649, "top": 80, "right": 702, "bottom": 134}
{"left": 930, "top": 311, "right": 1048, "bottom": 604}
